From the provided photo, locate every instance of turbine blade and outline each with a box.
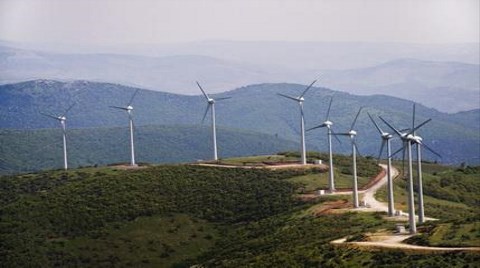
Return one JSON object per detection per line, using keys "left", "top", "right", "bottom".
{"left": 128, "top": 89, "right": 140, "bottom": 106}
{"left": 422, "top": 143, "right": 442, "bottom": 158}
{"left": 408, "top": 118, "right": 432, "bottom": 135}
{"left": 215, "top": 96, "right": 232, "bottom": 101}
{"left": 412, "top": 103, "right": 416, "bottom": 135}
{"left": 390, "top": 144, "right": 406, "bottom": 158}
{"left": 201, "top": 104, "right": 211, "bottom": 124}
{"left": 63, "top": 103, "right": 76, "bottom": 116}
{"left": 353, "top": 140, "right": 362, "bottom": 158}
{"left": 109, "top": 106, "right": 128, "bottom": 111}
{"left": 350, "top": 107, "right": 363, "bottom": 130}
{"left": 325, "top": 97, "right": 333, "bottom": 121}
{"left": 196, "top": 81, "right": 210, "bottom": 100}
{"left": 40, "top": 112, "right": 59, "bottom": 120}
{"left": 330, "top": 129, "right": 342, "bottom": 144}
{"left": 306, "top": 124, "right": 326, "bottom": 132}
{"left": 277, "top": 93, "right": 299, "bottom": 102}
{"left": 378, "top": 140, "right": 386, "bottom": 160}
{"left": 379, "top": 116, "right": 403, "bottom": 137}
{"left": 332, "top": 133, "right": 350, "bottom": 136}
{"left": 299, "top": 79, "right": 317, "bottom": 98}
{"left": 367, "top": 112, "right": 383, "bottom": 135}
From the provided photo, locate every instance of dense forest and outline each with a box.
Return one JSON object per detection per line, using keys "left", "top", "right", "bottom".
{"left": 1, "top": 159, "right": 479, "bottom": 267}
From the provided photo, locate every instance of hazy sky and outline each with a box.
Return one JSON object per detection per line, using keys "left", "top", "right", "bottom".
{"left": 0, "top": 0, "right": 478, "bottom": 45}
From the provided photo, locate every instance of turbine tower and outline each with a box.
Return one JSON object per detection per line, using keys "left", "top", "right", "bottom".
{"left": 335, "top": 107, "right": 363, "bottom": 208}
{"left": 307, "top": 97, "right": 341, "bottom": 192}
{"left": 110, "top": 89, "right": 140, "bottom": 166}
{"left": 40, "top": 103, "right": 76, "bottom": 170}
{"left": 277, "top": 80, "right": 317, "bottom": 165}
{"left": 196, "top": 81, "right": 231, "bottom": 161}
{"left": 368, "top": 112, "right": 395, "bottom": 216}
{"left": 409, "top": 104, "right": 441, "bottom": 223}
{"left": 379, "top": 106, "right": 434, "bottom": 234}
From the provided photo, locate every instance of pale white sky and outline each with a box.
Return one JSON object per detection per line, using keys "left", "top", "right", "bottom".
{"left": 0, "top": 0, "right": 478, "bottom": 45}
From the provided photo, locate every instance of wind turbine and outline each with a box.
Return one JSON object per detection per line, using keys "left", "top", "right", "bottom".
{"left": 40, "top": 103, "right": 76, "bottom": 170}
{"left": 379, "top": 105, "right": 435, "bottom": 233}
{"left": 196, "top": 81, "right": 231, "bottom": 161}
{"left": 368, "top": 112, "right": 395, "bottom": 216}
{"left": 408, "top": 104, "right": 441, "bottom": 223}
{"left": 334, "top": 107, "right": 363, "bottom": 208}
{"left": 307, "top": 97, "right": 341, "bottom": 192}
{"left": 110, "top": 89, "right": 140, "bottom": 166}
{"left": 277, "top": 80, "right": 317, "bottom": 165}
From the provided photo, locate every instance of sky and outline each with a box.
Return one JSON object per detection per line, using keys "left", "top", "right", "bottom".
{"left": 0, "top": 0, "right": 478, "bottom": 46}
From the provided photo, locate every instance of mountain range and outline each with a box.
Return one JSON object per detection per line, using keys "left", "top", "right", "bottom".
{"left": 0, "top": 42, "right": 478, "bottom": 113}
{"left": 1, "top": 80, "right": 478, "bottom": 168}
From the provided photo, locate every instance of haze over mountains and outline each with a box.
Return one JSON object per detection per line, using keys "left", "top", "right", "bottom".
{"left": 1, "top": 80, "right": 478, "bottom": 169}
{"left": 1, "top": 40, "right": 478, "bottom": 113}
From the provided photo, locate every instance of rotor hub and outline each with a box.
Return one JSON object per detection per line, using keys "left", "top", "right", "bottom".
{"left": 349, "top": 130, "right": 357, "bottom": 136}
{"left": 127, "top": 105, "right": 133, "bottom": 110}
{"left": 324, "top": 120, "right": 333, "bottom": 127}
{"left": 208, "top": 99, "right": 215, "bottom": 104}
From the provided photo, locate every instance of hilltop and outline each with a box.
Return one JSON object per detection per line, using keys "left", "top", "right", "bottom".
{"left": 1, "top": 159, "right": 478, "bottom": 267}
{"left": 1, "top": 80, "right": 479, "bottom": 165}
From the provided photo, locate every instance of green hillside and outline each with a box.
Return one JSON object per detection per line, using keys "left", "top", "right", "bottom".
{"left": 0, "top": 125, "right": 298, "bottom": 174}
{"left": 1, "top": 80, "right": 478, "bottom": 164}
{"left": 1, "top": 163, "right": 479, "bottom": 267}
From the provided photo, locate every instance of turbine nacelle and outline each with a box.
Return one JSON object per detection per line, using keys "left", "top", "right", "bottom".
{"left": 348, "top": 129, "right": 357, "bottom": 136}
{"left": 381, "top": 132, "right": 392, "bottom": 139}
{"left": 208, "top": 98, "right": 215, "bottom": 104}
{"left": 323, "top": 120, "right": 333, "bottom": 127}
{"left": 58, "top": 116, "right": 66, "bottom": 121}
{"left": 127, "top": 105, "right": 133, "bottom": 111}
{"left": 411, "top": 135, "right": 423, "bottom": 144}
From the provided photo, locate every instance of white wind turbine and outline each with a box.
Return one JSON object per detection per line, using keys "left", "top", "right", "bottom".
{"left": 110, "top": 89, "right": 140, "bottom": 166}
{"left": 277, "top": 80, "right": 317, "bottom": 165}
{"left": 379, "top": 104, "right": 437, "bottom": 233}
{"left": 334, "top": 107, "right": 363, "bottom": 208}
{"left": 404, "top": 104, "right": 441, "bottom": 224}
{"left": 40, "top": 103, "right": 76, "bottom": 170}
{"left": 196, "top": 81, "right": 232, "bottom": 161}
{"left": 307, "top": 97, "right": 342, "bottom": 192}
{"left": 368, "top": 112, "right": 395, "bottom": 216}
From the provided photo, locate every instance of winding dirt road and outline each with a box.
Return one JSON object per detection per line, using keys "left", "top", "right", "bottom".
{"left": 329, "top": 164, "right": 480, "bottom": 252}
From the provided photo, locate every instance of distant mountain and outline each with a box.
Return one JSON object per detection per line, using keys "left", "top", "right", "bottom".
{"left": 1, "top": 80, "right": 478, "bottom": 165}
{"left": 0, "top": 45, "right": 287, "bottom": 93}
{"left": 0, "top": 125, "right": 298, "bottom": 174}
{"left": 320, "top": 58, "right": 480, "bottom": 113}
{"left": 1, "top": 44, "right": 478, "bottom": 112}
{"left": 3, "top": 40, "right": 478, "bottom": 69}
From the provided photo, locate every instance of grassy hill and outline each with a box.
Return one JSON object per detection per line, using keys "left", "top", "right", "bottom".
{"left": 1, "top": 161, "right": 479, "bottom": 267}
{"left": 1, "top": 80, "right": 479, "bottom": 165}
{"left": 0, "top": 125, "right": 298, "bottom": 174}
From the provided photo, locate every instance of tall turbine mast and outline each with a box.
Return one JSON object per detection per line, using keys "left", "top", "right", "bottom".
{"left": 40, "top": 103, "right": 76, "bottom": 170}
{"left": 409, "top": 104, "right": 441, "bottom": 223}
{"left": 110, "top": 89, "right": 140, "bottom": 166}
{"left": 196, "top": 81, "right": 231, "bottom": 161}
{"left": 335, "top": 107, "right": 363, "bottom": 208}
{"left": 380, "top": 107, "right": 435, "bottom": 234}
{"left": 368, "top": 112, "right": 395, "bottom": 216}
{"left": 307, "top": 97, "right": 341, "bottom": 192}
{"left": 277, "top": 80, "right": 317, "bottom": 165}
